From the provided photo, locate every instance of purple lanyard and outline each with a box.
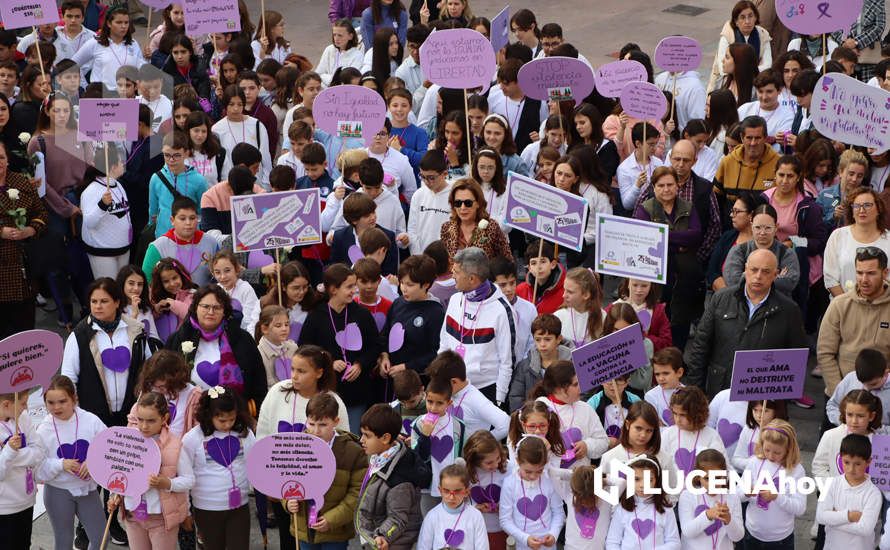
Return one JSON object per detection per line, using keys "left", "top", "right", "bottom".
{"left": 52, "top": 411, "right": 78, "bottom": 450}
{"left": 326, "top": 304, "right": 351, "bottom": 369}
{"left": 632, "top": 502, "right": 656, "bottom": 550}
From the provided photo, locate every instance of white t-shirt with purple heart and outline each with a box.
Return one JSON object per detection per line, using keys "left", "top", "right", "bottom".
{"left": 498, "top": 470, "right": 565, "bottom": 550}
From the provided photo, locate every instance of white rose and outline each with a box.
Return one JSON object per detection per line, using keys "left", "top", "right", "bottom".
{"left": 477, "top": 219, "right": 490, "bottom": 230}
{"left": 282, "top": 245, "right": 294, "bottom": 254}
{"left": 180, "top": 341, "right": 195, "bottom": 354}
{"left": 6, "top": 189, "right": 20, "bottom": 200}
{"left": 844, "top": 280, "right": 855, "bottom": 291}
{"left": 18, "top": 132, "right": 30, "bottom": 144}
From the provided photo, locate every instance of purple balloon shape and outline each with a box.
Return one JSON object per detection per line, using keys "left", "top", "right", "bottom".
{"left": 420, "top": 28, "right": 497, "bottom": 93}
{"left": 388, "top": 322, "right": 405, "bottom": 353}
{"left": 654, "top": 36, "right": 702, "bottom": 72}
{"left": 778, "top": 0, "right": 863, "bottom": 36}
{"left": 517, "top": 57, "right": 596, "bottom": 106}
{"left": 335, "top": 322, "right": 363, "bottom": 351}
{"left": 620, "top": 81, "right": 668, "bottom": 121}
{"left": 313, "top": 85, "right": 387, "bottom": 146}
{"left": 206, "top": 435, "right": 241, "bottom": 468}
{"left": 595, "top": 59, "right": 647, "bottom": 99}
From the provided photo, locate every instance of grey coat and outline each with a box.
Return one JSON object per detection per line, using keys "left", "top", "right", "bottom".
{"left": 508, "top": 345, "right": 573, "bottom": 412}
{"left": 722, "top": 239, "right": 800, "bottom": 296}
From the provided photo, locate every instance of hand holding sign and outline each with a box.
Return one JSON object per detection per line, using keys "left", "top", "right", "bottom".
{"left": 247, "top": 433, "right": 337, "bottom": 511}
{"left": 314, "top": 85, "right": 387, "bottom": 146}
{"left": 517, "top": 57, "right": 595, "bottom": 106}
{"left": 420, "top": 28, "right": 497, "bottom": 93}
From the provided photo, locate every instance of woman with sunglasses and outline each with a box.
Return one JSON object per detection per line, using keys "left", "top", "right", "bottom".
{"left": 440, "top": 178, "right": 512, "bottom": 260}
{"left": 824, "top": 187, "right": 890, "bottom": 297}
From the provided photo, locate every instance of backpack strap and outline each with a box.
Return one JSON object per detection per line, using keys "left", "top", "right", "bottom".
{"left": 155, "top": 171, "right": 183, "bottom": 199}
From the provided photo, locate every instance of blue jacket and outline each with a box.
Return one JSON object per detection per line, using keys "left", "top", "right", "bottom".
{"left": 816, "top": 183, "right": 842, "bottom": 229}
{"left": 148, "top": 165, "right": 209, "bottom": 238}
{"left": 360, "top": 6, "right": 408, "bottom": 47}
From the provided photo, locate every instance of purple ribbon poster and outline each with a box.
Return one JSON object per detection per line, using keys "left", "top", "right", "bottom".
{"left": 0, "top": 0, "right": 58, "bottom": 30}
{"left": 777, "top": 0, "right": 863, "bottom": 35}
{"left": 811, "top": 73, "right": 890, "bottom": 153}
{"left": 504, "top": 171, "right": 589, "bottom": 252}
{"left": 183, "top": 0, "right": 241, "bottom": 36}
{"left": 517, "top": 56, "right": 596, "bottom": 106}
{"left": 572, "top": 323, "right": 648, "bottom": 393}
{"left": 78, "top": 99, "right": 140, "bottom": 142}
{"left": 231, "top": 189, "right": 322, "bottom": 252}
{"left": 85, "top": 427, "right": 162, "bottom": 498}
{"left": 0, "top": 330, "right": 63, "bottom": 394}
{"left": 728, "top": 349, "right": 809, "bottom": 401}
{"left": 247, "top": 433, "right": 336, "bottom": 510}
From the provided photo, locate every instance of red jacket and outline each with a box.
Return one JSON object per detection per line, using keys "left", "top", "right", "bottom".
{"left": 605, "top": 301, "right": 673, "bottom": 351}
{"left": 516, "top": 264, "right": 566, "bottom": 315}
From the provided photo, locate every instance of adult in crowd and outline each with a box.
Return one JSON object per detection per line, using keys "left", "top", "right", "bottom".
{"left": 166, "top": 284, "right": 267, "bottom": 411}
{"left": 817, "top": 150, "right": 868, "bottom": 231}
{"left": 830, "top": 0, "right": 886, "bottom": 81}
{"left": 438, "top": 246, "right": 516, "bottom": 407}
{"left": 0, "top": 140, "right": 47, "bottom": 338}
{"left": 823, "top": 186, "right": 890, "bottom": 296}
{"left": 708, "top": 0, "right": 772, "bottom": 92}
{"left": 713, "top": 115, "right": 779, "bottom": 224}
{"left": 707, "top": 193, "right": 756, "bottom": 292}
{"left": 440, "top": 178, "right": 513, "bottom": 260}
{"left": 817, "top": 247, "right": 890, "bottom": 405}
{"left": 686, "top": 248, "right": 807, "bottom": 396}
{"left": 722, "top": 203, "right": 800, "bottom": 295}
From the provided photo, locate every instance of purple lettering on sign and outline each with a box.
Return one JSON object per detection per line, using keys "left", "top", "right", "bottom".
{"left": 776, "top": 0, "right": 863, "bottom": 35}
{"left": 246, "top": 433, "right": 337, "bottom": 511}
{"left": 85, "top": 427, "right": 162, "bottom": 498}
{"left": 595, "top": 60, "right": 647, "bottom": 99}
{"left": 420, "top": 28, "right": 497, "bottom": 93}
{"left": 517, "top": 57, "right": 595, "bottom": 107}
{"left": 811, "top": 73, "right": 890, "bottom": 152}
{"left": 183, "top": 0, "right": 241, "bottom": 36}
{"left": 869, "top": 435, "right": 890, "bottom": 490}
{"left": 620, "top": 81, "right": 668, "bottom": 121}
{"left": 654, "top": 36, "right": 702, "bottom": 72}
{"left": 0, "top": 329, "right": 64, "bottom": 394}
{"left": 571, "top": 323, "right": 648, "bottom": 393}
{"left": 78, "top": 99, "right": 140, "bottom": 143}
{"left": 230, "top": 189, "right": 322, "bottom": 253}
{"left": 0, "top": 0, "right": 58, "bottom": 30}
{"left": 728, "top": 348, "right": 808, "bottom": 401}
{"left": 504, "top": 171, "right": 589, "bottom": 252}
{"left": 314, "top": 85, "right": 387, "bottom": 146}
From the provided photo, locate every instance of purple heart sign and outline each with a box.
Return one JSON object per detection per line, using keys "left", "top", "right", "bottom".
{"left": 811, "top": 73, "right": 890, "bottom": 153}
{"left": 85, "top": 427, "right": 162, "bottom": 498}
{"left": 729, "top": 348, "right": 808, "bottom": 401}
{"left": 571, "top": 323, "right": 648, "bottom": 393}
{"left": 247, "top": 433, "right": 337, "bottom": 511}
{"left": 654, "top": 36, "right": 702, "bottom": 72}
{"left": 420, "top": 28, "right": 497, "bottom": 93}
{"left": 388, "top": 322, "right": 406, "bottom": 353}
{"left": 313, "top": 85, "right": 387, "bottom": 146}
{"left": 0, "top": 329, "right": 64, "bottom": 394}
{"left": 777, "top": 0, "right": 863, "bottom": 35}
{"left": 595, "top": 59, "right": 647, "bottom": 99}
{"left": 620, "top": 81, "right": 668, "bottom": 121}
{"left": 517, "top": 57, "right": 596, "bottom": 106}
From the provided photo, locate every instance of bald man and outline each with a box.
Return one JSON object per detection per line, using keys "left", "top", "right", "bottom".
{"left": 634, "top": 139, "right": 722, "bottom": 262}
{"left": 685, "top": 248, "right": 808, "bottom": 397}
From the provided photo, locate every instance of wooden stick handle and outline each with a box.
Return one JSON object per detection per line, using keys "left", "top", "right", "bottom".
{"left": 99, "top": 506, "right": 114, "bottom": 550}
{"left": 531, "top": 238, "right": 544, "bottom": 303}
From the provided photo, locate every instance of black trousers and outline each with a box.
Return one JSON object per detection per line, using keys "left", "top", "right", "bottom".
{"left": 0, "top": 506, "right": 34, "bottom": 550}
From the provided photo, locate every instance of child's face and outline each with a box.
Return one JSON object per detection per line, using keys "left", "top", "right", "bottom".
{"left": 388, "top": 97, "right": 410, "bottom": 122}
{"left": 670, "top": 405, "right": 693, "bottom": 431}
{"left": 842, "top": 454, "right": 870, "bottom": 484}
{"left": 212, "top": 259, "right": 238, "bottom": 290}
{"left": 562, "top": 278, "right": 590, "bottom": 311}
{"left": 761, "top": 439, "right": 787, "bottom": 465}
{"left": 863, "top": 373, "right": 888, "bottom": 391}
{"left": 117, "top": 78, "right": 136, "bottom": 98}
{"left": 493, "top": 274, "right": 517, "bottom": 302}
{"left": 45, "top": 389, "right": 76, "bottom": 420}
{"left": 439, "top": 474, "right": 468, "bottom": 509}
{"left": 554, "top": 376, "right": 581, "bottom": 403}
{"left": 262, "top": 313, "right": 290, "bottom": 344}
{"left": 527, "top": 256, "right": 556, "bottom": 282}
{"left": 63, "top": 8, "right": 84, "bottom": 31}
{"left": 135, "top": 405, "right": 167, "bottom": 438}
{"left": 521, "top": 412, "right": 549, "bottom": 436}
{"left": 626, "top": 418, "right": 655, "bottom": 450}
{"left": 57, "top": 71, "right": 80, "bottom": 94}
{"left": 49, "top": 99, "right": 72, "bottom": 130}
{"left": 499, "top": 80, "right": 519, "bottom": 97}
{"left": 537, "top": 159, "right": 555, "bottom": 180}
{"left": 399, "top": 391, "right": 424, "bottom": 410}
{"left": 479, "top": 450, "right": 502, "bottom": 472}
{"left": 164, "top": 146, "right": 188, "bottom": 172}
{"left": 475, "top": 155, "right": 497, "bottom": 183}
{"left": 605, "top": 378, "right": 628, "bottom": 402}
{"left": 752, "top": 404, "right": 776, "bottom": 427}
{"left": 357, "top": 277, "right": 380, "bottom": 299}
{"left": 139, "top": 79, "right": 162, "bottom": 100}
{"left": 362, "top": 183, "right": 383, "bottom": 200}
{"left": 0, "top": 68, "right": 17, "bottom": 93}
{"left": 399, "top": 275, "right": 428, "bottom": 301}
{"left": 169, "top": 4, "right": 185, "bottom": 26}
{"left": 160, "top": 268, "right": 183, "bottom": 294}
{"left": 123, "top": 274, "right": 143, "bottom": 300}
{"left": 518, "top": 460, "right": 546, "bottom": 482}
{"left": 291, "top": 355, "right": 322, "bottom": 395}
{"left": 304, "top": 163, "right": 326, "bottom": 180}
{"left": 238, "top": 79, "right": 259, "bottom": 105}
{"left": 627, "top": 278, "right": 651, "bottom": 306}
{"left": 298, "top": 79, "right": 322, "bottom": 107}
{"left": 0, "top": 393, "right": 28, "bottom": 420}
{"left": 286, "top": 276, "right": 309, "bottom": 306}
{"left": 258, "top": 72, "right": 276, "bottom": 91}
{"left": 545, "top": 128, "right": 564, "bottom": 148}
{"left": 222, "top": 63, "right": 238, "bottom": 84}
{"left": 170, "top": 207, "right": 198, "bottom": 239}
{"left": 0, "top": 45, "right": 13, "bottom": 63}
{"left": 483, "top": 123, "right": 505, "bottom": 150}
{"left": 653, "top": 363, "right": 682, "bottom": 390}
{"left": 330, "top": 275, "right": 357, "bottom": 304}
{"left": 189, "top": 124, "right": 208, "bottom": 146}
{"left": 291, "top": 138, "right": 310, "bottom": 157}
{"left": 633, "top": 466, "right": 655, "bottom": 497}
{"left": 355, "top": 212, "right": 377, "bottom": 231}
{"left": 533, "top": 330, "right": 560, "bottom": 356}
{"left": 425, "top": 391, "right": 451, "bottom": 416}
{"left": 611, "top": 319, "right": 630, "bottom": 331}
{"left": 360, "top": 428, "right": 392, "bottom": 455}
{"left": 306, "top": 415, "right": 337, "bottom": 442}
{"left": 845, "top": 403, "right": 875, "bottom": 434}
{"left": 212, "top": 410, "right": 237, "bottom": 432}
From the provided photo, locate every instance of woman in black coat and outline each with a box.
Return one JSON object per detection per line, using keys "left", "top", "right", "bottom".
{"left": 161, "top": 33, "right": 212, "bottom": 99}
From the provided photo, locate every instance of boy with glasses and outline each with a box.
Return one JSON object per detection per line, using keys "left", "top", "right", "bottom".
{"left": 148, "top": 131, "right": 209, "bottom": 238}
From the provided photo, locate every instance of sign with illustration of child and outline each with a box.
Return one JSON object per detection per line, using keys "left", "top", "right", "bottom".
{"left": 85, "top": 427, "right": 162, "bottom": 498}
{"left": 504, "top": 171, "right": 588, "bottom": 252}
{"left": 572, "top": 323, "right": 648, "bottom": 392}
{"left": 728, "top": 348, "right": 809, "bottom": 401}
{"left": 247, "top": 433, "right": 336, "bottom": 513}
{"left": 0, "top": 330, "right": 63, "bottom": 394}
{"left": 314, "top": 85, "right": 387, "bottom": 146}
{"left": 594, "top": 213, "right": 669, "bottom": 284}
{"left": 230, "top": 189, "right": 322, "bottom": 252}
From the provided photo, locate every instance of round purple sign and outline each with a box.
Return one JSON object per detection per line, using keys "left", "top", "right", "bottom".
{"left": 420, "top": 28, "right": 497, "bottom": 93}
{"left": 0, "top": 329, "right": 64, "bottom": 394}
{"left": 777, "top": 0, "right": 863, "bottom": 35}
{"left": 85, "top": 427, "right": 162, "bottom": 498}
{"left": 620, "top": 81, "right": 668, "bottom": 121}
{"left": 654, "top": 36, "right": 702, "bottom": 72}
{"left": 517, "top": 57, "right": 595, "bottom": 106}
{"left": 313, "top": 85, "right": 387, "bottom": 147}
{"left": 595, "top": 59, "right": 647, "bottom": 99}
{"left": 246, "top": 433, "right": 337, "bottom": 509}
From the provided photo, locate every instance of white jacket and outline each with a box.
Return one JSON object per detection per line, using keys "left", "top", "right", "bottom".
{"left": 0, "top": 413, "right": 45, "bottom": 514}
{"left": 407, "top": 181, "right": 452, "bottom": 255}
{"left": 35, "top": 408, "right": 106, "bottom": 496}
{"left": 256, "top": 382, "right": 350, "bottom": 438}
{"left": 316, "top": 45, "right": 364, "bottom": 86}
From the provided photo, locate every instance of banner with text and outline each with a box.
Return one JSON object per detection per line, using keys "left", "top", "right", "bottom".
{"left": 504, "top": 171, "right": 588, "bottom": 252}
{"left": 729, "top": 348, "right": 809, "bottom": 401}
{"left": 572, "top": 323, "right": 648, "bottom": 392}
{"left": 594, "top": 213, "right": 668, "bottom": 284}
{"left": 231, "top": 189, "right": 322, "bottom": 252}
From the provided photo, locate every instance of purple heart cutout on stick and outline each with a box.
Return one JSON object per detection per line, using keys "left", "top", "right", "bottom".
{"left": 347, "top": 245, "right": 363, "bottom": 264}
{"left": 335, "top": 322, "right": 363, "bottom": 351}
{"left": 517, "top": 494, "right": 548, "bottom": 521}
{"left": 100, "top": 346, "right": 131, "bottom": 373}
{"left": 206, "top": 435, "right": 241, "bottom": 467}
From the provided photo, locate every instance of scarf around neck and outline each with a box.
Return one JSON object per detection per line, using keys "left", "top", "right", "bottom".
{"left": 189, "top": 317, "right": 244, "bottom": 393}
{"left": 93, "top": 313, "right": 122, "bottom": 334}
{"left": 465, "top": 279, "right": 493, "bottom": 303}
{"left": 734, "top": 26, "right": 760, "bottom": 60}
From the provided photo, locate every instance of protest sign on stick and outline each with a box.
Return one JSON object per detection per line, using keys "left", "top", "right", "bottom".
{"left": 231, "top": 189, "right": 322, "bottom": 252}
{"left": 504, "top": 172, "right": 589, "bottom": 253}
{"left": 313, "top": 85, "right": 387, "bottom": 146}
{"left": 870, "top": 435, "right": 890, "bottom": 490}
{"left": 595, "top": 213, "right": 669, "bottom": 284}
{"left": 183, "top": 0, "right": 241, "bottom": 36}
{"left": 0, "top": 329, "right": 63, "bottom": 432}
{"left": 595, "top": 59, "right": 647, "bottom": 98}
{"left": 490, "top": 6, "right": 510, "bottom": 53}
{"left": 811, "top": 73, "right": 890, "bottom": 152}
{"left": 571, "top": 323, "right": 648, "bottom": 393}
{"left": 776, "top": 0, "right": 863, "bottom": 35}
{"left": 654, "top": 36, "right": 701, "bottom": 120}
{"left": 728, "top": 348, "right": 809, "bottom": 402}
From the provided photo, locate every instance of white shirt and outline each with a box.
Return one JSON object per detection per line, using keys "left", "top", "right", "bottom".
{"left": 823, "top": 227, "right": 890, "bottom": 290}
{"left": 605, "top": 496, "right": 681, "bottom": 550}
{"left": 736, "top": 101, "right": 795, "bottom": 151}
{"left": 395, "top": 56, "right": 424, "bottom": 97}
{"left": 329, "top": 186, "right": 406, "bottom": 236}
{"left": 225, "top": 279, "right": 260, "bottom": 336}
{"left": 72, "top": 37, "right": 145, "bottom": 91}
{"left": 742, "top": 458, "right": 806, "bottom": 542}
{"left": 139, "top": 94, "right": 173, "bottom": 133}
{"left": 707, "top": 388, "right": 749, "bottom": 458}
{"left": 643, "top": 385, "right": 681, "bottom": 428}
{"left": 212, "top": 116, "right": 273, "bottom": 187}
{"left": 407, "top": 181, "right": 452, "bottom": 255}
{"left": 580, "top": 182, "right": 612, "bottom": 245}
{"left": 80, "top": 178, "right": 132, "bottom": 251}
{"left": 678, "top": 491, "right": 745, "bottom": 549}
{"left": 187, "top": 150, "right": 220, "bottom": 185}
{"left": 498, "top": 471, "right": 565, "bottom": 550}
{"left": 0, "top": 413, "right": 44, "bottom": 515}
{"left": 417, "top": 502, "right": 488, "bottom": 550}
{"left": 511, "top": 296, "right": 536, "bottom": 361}
{"left": 256, "top": 382, "right": 350, "bottom": 438}
{"left": 660, "top": 425, "right": 727, "bottom": 480}
{"left": 180, "top": 426, "right": 256, "bottom": 511}
{"left": 488, "top": 93, "right": 549, "bottom": 139}
{"left": 551, "top": 400, "right": 609, "bottom": 467}
{"left": 316, "top": 45, "right": 364, "bottom": 86}
{"left": 35, "top": 408, "right": 106, "bottom": 496}
{"left": 469, "top": 467, "right": 507, "bottom": 533}
{"left": 365, "top": 147, "right": 417, "bottom": 201}
{"left": 450, "top": 383, "right": 509, "bottom": 440}
{"left": 549, "top": 466, "right": 612, "bottom": 550}
{"left": 654, "top": 70, "right": 706, "bottom": 131}
{"left": 617, "top": 153, "right": 667, "bottom": 210}
{"left": 817, "top": 475, "right": 882, "bottom": 550}
{"left": 250, "top": 40, "right": 291, "bottom": 68}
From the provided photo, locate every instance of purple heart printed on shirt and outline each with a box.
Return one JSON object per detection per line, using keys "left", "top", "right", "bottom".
{"left": 636, "top": 309, "right": 652, "bottom": 332}
{"left": 274, "top": 356, "right": 291, "bottom": 382}
{"left": 517, "top": 494, "right": 548, "bottom": 521}
{"left": 694, "top": 504, "right": 721, "bottom": 536}
{"left": 388, "top": 322, "right": 405, "bottom": 353}
{"left": 196, "top": 360, "right": 222, "bottom": 386}
{"left": 335, "top": 322, "right": 363, "bottom": 351}
{"left": 561, "top": 427, "right": 583, "bottom": 467}
{"left": 470, "top": 483, "right": 501, "bottom": 504}
{"left": 631, "top": 517, "right": 655, "bottom": 540}
{"left": 348, "top": 244, "right": 364, "bottom": 264}
{"left": 661, "top": 407, "right": 674, "bottom": 426}
{"left": 401, "top": 418, "right": 412, "bottom": 435}
{"left": 156, "top": 311, "right": 179, "bottom": 342}
{"left": 206, "top": 435, "right": 241, "bottom": 467}
{"left": 168, "top": 401, "right": 177, "bottom": 422}
{"left": 575, "top": 506, "right": 600, "bottom": 538}
{"left": 100, "top": 346, "right": 131, "bottom": 373}
{"left": 756, "top": 477, "right": 780, "bottom": 509}
{"left": 449, "top": 404, "right": 464, "bottom": 419}
{"left": 289, "top": 321, "right": 304, "bottom": 342}
{"left": 57, "top": 439, "right": 89, "bottom": 462}
{"left": 717, "top": 419, "right": 742, "bottom": 447}
{"left": 373, "top": 311, "right": 386, "bottom": 332}
{"left": 430, "top": 434, "right": 454, "bottom": 462}
{"left": 444, "top": 529, "right": 465, "bottom": 547}
{"left": 277, "top": 421, "right": 305, "bottom": 433}
{"left": 674, "top": 447, "right": 696, "bottom": 475}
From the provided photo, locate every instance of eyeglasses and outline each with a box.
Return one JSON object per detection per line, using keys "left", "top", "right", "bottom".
{"left": 453, "top": 199, "right": 475, "bottom": 208}
{"left": 852, "top": 202, "right": 875, "bottom": 211}
{"left": 730, "top": 208, "right": 749, "bottom": 216}
{"left": 163, "top": 152, "right": 184, "bottom": 161}
{"left": 438, "top": 487, "right": 466, "bottom": 497}
{"left": 197, "top": 303, "right": 224, "bottom": 312}
{"left": 752, "top": 225, "right": 776, "bottom": 233}
{"left": 523, "top": 423, "right": 548, "bottom": 431}
{"left": 375, "top": 131, "right": 389, "bottom": 138}
{"left": 420, "top": 173, "right": 442, "bottom": 182}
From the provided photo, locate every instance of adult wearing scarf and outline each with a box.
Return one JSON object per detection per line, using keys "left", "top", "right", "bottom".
{"left": 708, "top": 0, "right": 772, "bottom": 92}
{"left": 437, "top": 247, "right": 517, "bottom": 407}
{"left": 166, "top": 284, "right": 268, "bottom": 413}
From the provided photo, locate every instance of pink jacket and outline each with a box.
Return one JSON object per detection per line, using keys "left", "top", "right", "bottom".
{"left": 128, "top": 386, "right": 202, "bottom": 438}
{"left": 119, "top": 427, "right": 189, "bottom": 530}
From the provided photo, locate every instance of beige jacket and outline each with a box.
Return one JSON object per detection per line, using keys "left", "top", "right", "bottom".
{"left": 817, "top": 283, "right": 890, "bottom": 396}
{"left": 707, "top": 22, "right": 772, "bottom": 93}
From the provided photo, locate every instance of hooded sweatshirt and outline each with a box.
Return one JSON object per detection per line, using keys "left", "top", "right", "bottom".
{"left": 714, "top": 144, "right": 780, "bottom": 207}
{"left": 508, "top": 344, "right": 573, "bottom": 412}
{"left": 516, "top": 262, "right": 567, "bottom": 315}
{"left": 654, "top": 70, "right": 706, "bottom": 131}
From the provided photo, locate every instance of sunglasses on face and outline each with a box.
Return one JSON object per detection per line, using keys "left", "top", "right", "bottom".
{"left": 453, "top": 199, "right": 475, "bottom": 208}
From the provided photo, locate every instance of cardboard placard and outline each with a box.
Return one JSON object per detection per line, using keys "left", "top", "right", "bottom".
{"left": 0, "top": 330, "right": 63, "bottom": 394}
{"left": 183, "top": 0, "right": 241, "bottom": 36}
{"left": 728, "top": 349, "right": 809, "bottom": 401}
{"left": 572, "top": 323, "right": 648, "bottom": 392}
{"left": 654, "top": 36, "right": 702, "bottom": 72}
{"left": 595, "top": 59, "right": 647, "bottom": 99}
{"left": 811, "top": 73, "right": 890, "bottom": 152}
{"left": 594, "top": 213, "right": 669, "bottom": 284}
{"left": 313, "top": 85, "right": 387, "bottom": 146}
{"left": 230, "top": 189, "right": 322, "bottom": 252}
{"left": 85, "top": 427, "right": 162, "bottom": 498}
{"left": 620, "top": 81, "right": 668, "bottom": 121}
{"left": 776, "top": 0, "right": 863, "bottom": 35}
{"left": 0, "top": 0, "right": 58, "bottom": 30}
{"left": 504, "top": 171, "right": 589, "bottom": 252}
{"left": 517, "top": 56, "right": 595, "bottom": 106}
{"left": 246, "top": 433, "right": 337, "bottom": 510}
{"left": 420, "top": 28, "right": 497, "bottom": 93}
{"left": 78, "top": 99, "right": 140, "bottom": 142}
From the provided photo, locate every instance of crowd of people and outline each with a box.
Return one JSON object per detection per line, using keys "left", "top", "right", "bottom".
{"left": 3, "top": 0, "right": 890, "bottom": 549}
